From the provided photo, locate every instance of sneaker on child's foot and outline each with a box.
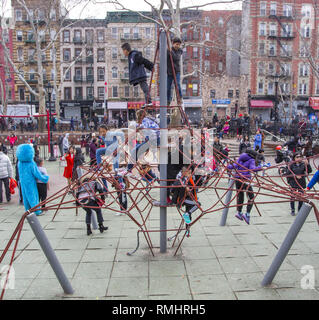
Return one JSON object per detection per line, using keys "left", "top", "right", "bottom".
{"left": 235, "top": 212, "right": 243, "bottom": 221}
{"left": 242, "top": 213, "right": 250, "bottom": 225}
{"left": 183, "top": 213, "right": 191, "bottom": 225}
{"left": 115, "top": 212, "right": 124, "bottom": 216}
{"left": 290, "top": 211, "right": 295, "bottom": 216}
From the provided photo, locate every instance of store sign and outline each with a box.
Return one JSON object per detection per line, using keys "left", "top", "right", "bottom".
{"left": 212, "top": 99, "right": 231, "bottom": 104}
{"left": 108, "top": 102, "right": 127, "bottom": 110}
{"left": 183, "top": 98, "right": 202, "bottom": 108}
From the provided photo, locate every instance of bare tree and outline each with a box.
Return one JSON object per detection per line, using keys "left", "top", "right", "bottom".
{"left": 0, "top": 0, "right": 90, "bottom": 130}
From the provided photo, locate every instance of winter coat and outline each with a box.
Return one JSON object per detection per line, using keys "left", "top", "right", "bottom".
{"left": 0, "top": 151, "right": 13, "bottom": 179}
{"left": 16, "top": 144, "right": 49, "bottom": 215}
{"left": 128, "top": 50, "right": 154, "bottom": 85}
{"left": 63, "top": 153, "right": 74, "bottom": 179}
{"left": 227, "top": 152, "right": 261, "bottom": 180}
{"left": 167, "top": 48, "right": 183, "bottom": 76}
{"left": 287, "top": 162, "right": 312, "bottom": 189}
{"left": 89, "top": 142, "right": 97, "bottom": 160}
{"left": 239, "top": 141, "right": 251, "bottom": 154}
{"left": 308, "top": 170, "right": 319, "bottom": 189}
{"left": 254, "top": 133, "right": 262, "bottom": 150}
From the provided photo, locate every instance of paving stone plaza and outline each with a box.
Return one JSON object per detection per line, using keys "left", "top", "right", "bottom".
{"left": 1, "top": 154, "right": 319, "bottom": 301}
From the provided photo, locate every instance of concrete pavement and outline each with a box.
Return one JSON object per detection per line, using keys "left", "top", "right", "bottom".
{"left": 1, "top": 154, "right": 319, "bottom": 300}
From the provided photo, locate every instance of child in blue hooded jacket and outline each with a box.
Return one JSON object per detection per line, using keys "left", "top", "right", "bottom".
{"left": 16, "top": 144, "right": 49, "bottom": 216}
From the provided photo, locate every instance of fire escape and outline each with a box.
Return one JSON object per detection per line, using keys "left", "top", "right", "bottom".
{"left": 267, "top": 12, "right": 295, "bottom": 98}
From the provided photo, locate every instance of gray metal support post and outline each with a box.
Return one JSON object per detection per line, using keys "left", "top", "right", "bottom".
{"left": 159, "top": 30, "right": 168, "bottom": 253}
{"left": 26, "top": 212, "right": 74, "bottom": 294}
{"left": 261, "top": 203, "right": 312, "bottom": 287}
{"left": 220, "top": 179, "right": 235, "bottom": 226}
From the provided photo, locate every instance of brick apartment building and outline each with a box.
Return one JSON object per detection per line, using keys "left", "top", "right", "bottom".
{"left": 241, "top": 0, "right": 319, "bottom": 122}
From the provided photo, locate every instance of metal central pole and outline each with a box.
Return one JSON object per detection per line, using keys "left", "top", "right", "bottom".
{"left": 159, "top": 30, "right": 168, "bottom": 253}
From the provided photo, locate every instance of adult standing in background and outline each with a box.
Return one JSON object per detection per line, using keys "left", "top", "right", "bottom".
{"left": 0, "top": 145, "right": 13, "bottom": 203}
{"left": 62, "top": 133, "right": 70, "bottom": 154}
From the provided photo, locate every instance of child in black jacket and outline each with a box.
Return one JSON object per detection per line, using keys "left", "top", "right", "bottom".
{"left": 121, "top": 42, "right": 154, "bottom": 106}
{"left": 287, "top": 152, "right": 312, "bottom": 216}
{"left": 76, "top": 178, "right": 108, "bottom": 235}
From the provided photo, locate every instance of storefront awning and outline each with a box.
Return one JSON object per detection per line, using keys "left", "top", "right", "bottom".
{"left": 108, "top": 102, "right": 127, "bottom": 110}
{"left": 127, "top": 101, "right": 160, "bottom": 109}
{"left": 309, "top": 97, "right": 319, "bottom": 110}
{"left": 250, "top": 100, "right": 274, "bottom": 108}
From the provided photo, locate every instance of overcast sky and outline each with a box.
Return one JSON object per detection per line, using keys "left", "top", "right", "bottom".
{"left": 67, "top": 0, "right": 242, "bottom": 19}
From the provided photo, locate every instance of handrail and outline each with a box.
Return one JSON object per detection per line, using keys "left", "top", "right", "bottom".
{"left": 260, "top": 128, "right": 286, "bottom": 143}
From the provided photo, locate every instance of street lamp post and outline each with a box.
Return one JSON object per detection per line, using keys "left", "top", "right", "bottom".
{"left": 247, "top": 89, "right": 251, "bottom": 140}
{"left": 274, "top": 79, "right": 279, "bottom": 141}
{"left": 46, "top": 82, "right": 56, "bottom": 161}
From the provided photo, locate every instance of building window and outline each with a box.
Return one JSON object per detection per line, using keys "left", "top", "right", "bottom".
{"left": 28, "top": 48, "right": 35, "bottom": 61}
{"left": 269, "top": 43, "right": 276, "bottom": 56}
{"left": 205, "top": 48, "right": 210, "bottom": 57}
{"left": 268, "top": 63, "right": 275, "bottom": 76}
{"left": 228, "top": 89, "right": 234, "bottom": 98}
{"left": 259, "top": 23, "right": 266, "bottom": 36}
{"left": 63, "top": 30, "right": 70, "bottom": 43}
{"left": 258, "top": 62, "right": 264, "bottom": 75}
{"left": 302, "top": 4, "right": 312, "bottom": 18}
{"left": 112, "top": 86, "right": 118, "bottom": 98}
{"left": 270, "top": 3, "right": 277, "bottom": 15}
{"left": 218, "top": 61, "right": 223, "bottom": 72}
{"left": 145, "top": 47, "right": 151, "bottom": 58}
{"left": 210, "top": 90, "right": 215, "bottom": 98}
{"left": 86, "top": 67, "right": 93, "bottom": 81}
{"left": 87, "top": 87, "right": 94, "bottom": 99}
{"left": 269, "top": 23, "right": 277, "bottom": 36}
{"left": 63, "top": 49, "right": 71, "bottom": 62}
{"left": 133, "top": 27, "right": 139, "bottom": 39}
{"left": 16, "top": 30, "right": 23, "bottom": 41}
{"left": 112, "top": 47, "right": 117, "bottom": 60}
{"left": 15, "top": 9, "right": 22, "bottom": 22}
{"left": 98, "top": 87, "right": 104, "bottom": 100}
{"left": 260, "top": 2, "right": 266, "bottom": 16}
{"left": 259, "top": 42, "right": 265, "bottom": 56}
{"left": 133, "top": 86, "right": 139, "bottom": 97}
{"left": 204, "top": 60, "right": 210, "bottom": 72}
{"left": 268, "top": 82, "right": 274, "bottom": 95}
{"left": 124, "top": 86, "right": 130, "bottom": 97}
{"left": 193, "top": 83, "right": 198, "bottom": 96}
{"left": 74, "top": 48, "right": 81, "bottom": 59}
{"left": 218, "top": 17, "right": 224, "bottom": 27}
{"left": 301, "top": 25, "right": 311, "bottom": 38}
{"left": 74, "top": 30, "right": 82, "bottom": 42}
{"left": 182, "top": 28, "right": 187, "bottom": 41}
{"left": 300, "top": 45, "right": 309, "bottom": 57}
{"left": 97, "top": 68, "right": 105, "bottom": 81}
{"left": 145, "top": 27, "right": 151, "bottom": 39}
{"left": 258, "top": 80, "right": 264, "bottom": 94}
{"left": 18, "top": 86, "right": 25, "bottom": 101}
{"left": 75, "top": 68, "right": 82, "bottom": 81}
{"left": 282, "top": 24, "right": 293, "bottom": 37}
{"left": 283, "top": 4, "right": 292, "bottom": 17}
{"left": 75, "top": 87, "right": 82, "bottom": 99}
{"left": 17, "top": 47, "right": 24, "bottom": 62}
{"left": 205, "top": 32, "right": 210, "bottom": 41}
{"left": 316, "top": 83, "right": 319, "bottom": 95}
{"left": 112, "top": 67, "right": 118, "bottom": 78}
{"left": 299, "top": 64, "right": 309, "bottom": 77}
{"left": 193, "top": 47, "right": 198, "bottom": 58}
{"left": 193, "top": 27, "right": 199, "bottom": 40}
{"left": 111, "top": 27, "right": 117, "bottom": 39}
{"left": 97, "top": 49, "right": 105, "bottom": 62}
{"left": 50, "top": 8, "right": 56, "bottom": 20}
{"left": 299, "top": 82, "right": 308, "bottom": 95}
{"left": 97, "top": 30, "right": 104, "bottom": 42}
{"left": 182, "top": 81, "right": 187, "bottom": 96}
{"left": 85, "top": 30, "right": 94, "bottom": 44}
{"left": 123, "top": 27, "right": 130, "bottom": 39}
{"left": 124, "top": 67, "right": 129, "bottom": 79}
{"left": 63, "top": 68, "right": 71, "bottom": 81}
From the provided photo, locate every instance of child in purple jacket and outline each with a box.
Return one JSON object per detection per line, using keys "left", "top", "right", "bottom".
{"left": 227, "top": 149, "right": 261, "bottom": 224}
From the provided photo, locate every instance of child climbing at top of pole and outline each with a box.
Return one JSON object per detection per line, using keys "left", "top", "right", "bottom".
{"left": 121, "top": 42, "right": 154, "bottom": 107}
{"left": 167, "top": 37, "right": 183, "bottom": 106}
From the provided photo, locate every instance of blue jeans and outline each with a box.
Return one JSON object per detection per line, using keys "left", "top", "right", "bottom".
{"left": 167, "top": 73, "right": 182, "bottom": 104}
{"left": 128, "top": 136, "right": 160, "bottom": 171}
{"left": 96, "top": 144, "right": 119, "bottom": 171}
